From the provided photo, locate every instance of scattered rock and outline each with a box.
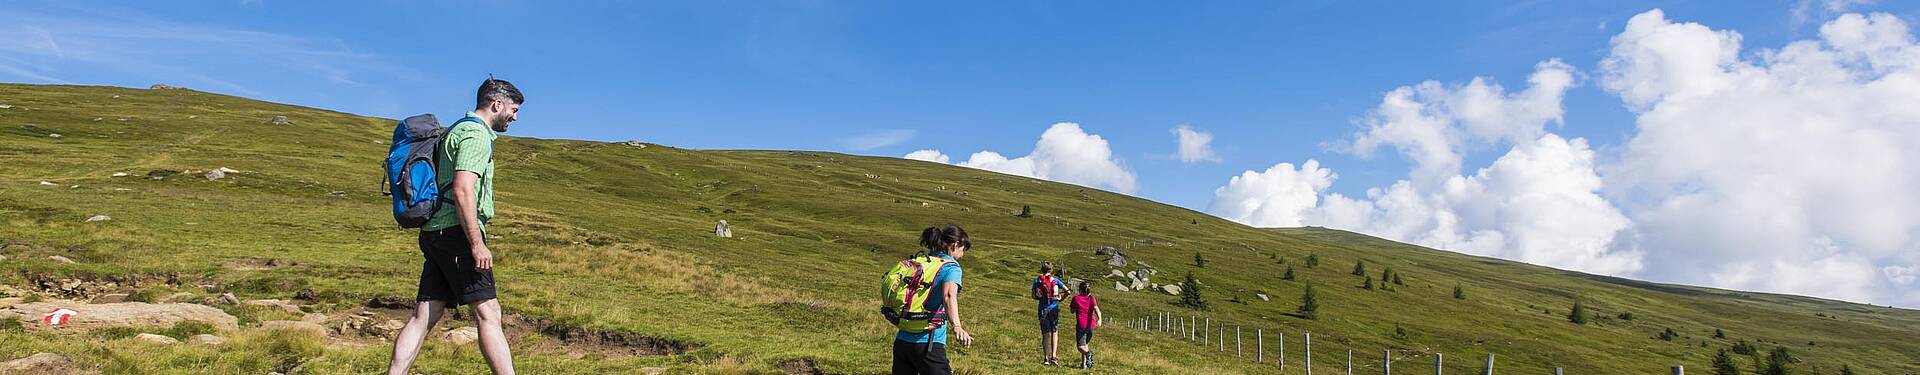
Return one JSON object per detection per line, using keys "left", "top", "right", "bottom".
{"left": 0, "top": 301, "right": 239, "bottom": 332}
{"left": 216, "top": 293, "right": 239, "bottom": 305}
{"left": 300, "top": 313, "right": 328, "bottom": 323}
{"left": 1162, "top": 284, "right": 1182, "bottom": 296}
{"left": 0, "top": 104, "right": 11, "bottom": 109}
{"left": 443, "top": 326, "right": 479, "bottom": 345}
{"left": 365, "top": 295, "right": 411, "bottom": 309}
{"left": 714, "top": 220, "right": 732, "bottom": 238}
{"left": 216, "top": 167, "right": 239, "bottom": 174}
{"left": 1107, "top": 269, "right": 1126, "bottom": 279}
{"left": 639, "top": 367, "right": 667, "bottom": 375}
{"left": 293, "top": 288, "right": 317, "bottom": 301}
{"left": 622, "top": 140, "right": 647, "bottom": 148}
{"left": 1114, "top": 281, "right": 1130, "bottom": 292}
{"left": 134, "top": 333, "right": 180, "bottom": 344}
{"left": 38, "top": 181, "right": 56, "bottom": 186}
{"left": 47, "top": 256, "right": 75, "bottom": 264}
{"left": 186, "top": 334, "right": 224, "bottom": 345}
{"left": 244, "top": 299, "right": 303, "bottom": 314}
{"left": 110, "top": 172, "right": 128, "bottom": 177}
{"left": 267, "top": 116, "right": 291, "bottom": 125}
{"left": 259, "top": 320, "right": 327, "bottom": 336}
{"left": 1256, "top": 293, "right": 1271, "bottom": 302}
{"left": 149, "top": 83, "right": 182, "bottom": 90}
{"left": 0, "top": 352, "right": 98, "bottom": 375}
{"left": 84, "top": 215, "right": 110, "bottom": 223}
{"left": 90, "top": 293, "right": 129, "bottom": 304}
{"left": 373, "top": 319, "right": 406, "bottom": 336}
{"left": 204, "top": 169, "right": 225, "bottom": 180}
{"left": 47, "top": 133, "right": 61, "bottom": 138}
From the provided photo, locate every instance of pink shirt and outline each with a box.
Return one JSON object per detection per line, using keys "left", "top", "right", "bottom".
{"left": 1070, "top": 295, "right": 1098, "bottom": 329}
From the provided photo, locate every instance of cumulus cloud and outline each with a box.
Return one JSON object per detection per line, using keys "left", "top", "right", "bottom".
{"left": 902, "top": 149, "right": 950, "bottom": 164}
{"left": 1267, "top": 59, "right": 1642, "bottom": 275}
{"left": 1208, "top": 160, "right": 1334, "bottom": 227}
{"left": 1173, "top": 125, "right": 1222, "bottom": 163}
{"left": 1599, "top": 9, "right": 1920, "bottom": 305}
{"left": 1210, "top": 8, "right": 1920, "bottom": 307}
{"left": 903, "top": 123, "right": 1139, "bottom": 194}
{"left": 1350, "top": 59, "right": 1577, "bottom": 185}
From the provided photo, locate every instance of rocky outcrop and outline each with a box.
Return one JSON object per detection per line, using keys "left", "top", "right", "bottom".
{"left": 0, "top": 353, "right": 98, "bottom": 375}
{"left": 0, "top": 301, "right": 239, "bottom": 332}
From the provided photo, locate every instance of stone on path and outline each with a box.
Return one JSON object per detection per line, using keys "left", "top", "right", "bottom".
{"left": 85, "top": 215, "right": 110, "bottom": 223}
{"left": 443, "top": 326, "right": 479, "bottom": 345}
{"left": 0, "top": 301, "right": 239, "bottom": 332}
{"left": 134, "top": 333, "right": 180, "bottom": 344}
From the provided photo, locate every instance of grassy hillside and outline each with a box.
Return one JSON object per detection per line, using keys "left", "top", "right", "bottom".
{"left": 0, "top": 83, "right": 1915, "bottom": 374}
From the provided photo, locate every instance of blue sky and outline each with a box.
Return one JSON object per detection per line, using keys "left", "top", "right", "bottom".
{"left": 6, "top": 1, "right": 1920, "bottom": 307}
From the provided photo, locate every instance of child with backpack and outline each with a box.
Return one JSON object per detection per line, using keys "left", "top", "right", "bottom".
{"left": 883, "top": 226, "right": 974, "bottom": 375}
{"left": 1031, "top": 262, "right": 1068, "bottom": 366}
{"left": 1069, "top": 281, "right": 1101, "bottom": 369}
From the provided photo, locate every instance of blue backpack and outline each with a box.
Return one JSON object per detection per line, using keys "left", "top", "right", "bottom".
{"left": 382, "top": 114, "right": 483, "bottom": 228}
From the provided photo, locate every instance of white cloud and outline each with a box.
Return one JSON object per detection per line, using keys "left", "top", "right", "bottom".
{"left": 902, "top": 149, "right": 950, "bottom": 164}
{"left": 845, "top": 129, "right": 915, "bottom": 151}
{"left": 1173, "top": 125, "right": 1222, "bottom": 163}
{"left": 1598, "top": 9, "right": 1920, "bottom": 306}
{"left": 1350, "top": 59, "right": 1578, "bottom": 186}
{"left": 1207, "top": 160, "right": 1335, "bottom": 227}
{"left": 903, "top": 122, "right": 1138, "bottom": 194}
{"left": 1208, "top": 8, "right": 1920, "bottom": 307}
{"left": 1214, "top": 60, "right": 1640, "bottom": 276}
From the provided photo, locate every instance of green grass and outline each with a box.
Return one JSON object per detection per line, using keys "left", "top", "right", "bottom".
{"left": 0, "top": 83, "right": 1916, "bottom": 374}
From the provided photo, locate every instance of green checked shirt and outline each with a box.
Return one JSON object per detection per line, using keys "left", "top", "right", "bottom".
{"left": 422, "top": 112, "right": 497, "bottom": 233}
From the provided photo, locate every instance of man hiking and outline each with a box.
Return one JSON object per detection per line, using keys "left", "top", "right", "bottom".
{"left": 1068, "top": 281, "right": 1101, "bottom": 369}
{"left": 892, "top": 225, "right": 974, "bottom": 375}
{"left": 1031, "top": 261, "right": 1068, "bottom": 365}
{"left": 388, "top": 77, "right": 524, "bottom": 375}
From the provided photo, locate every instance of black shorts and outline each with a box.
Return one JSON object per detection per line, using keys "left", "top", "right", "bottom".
{"left": 1076, "top": 328, "right": 1094, "bottom": 346}
{"left": 891, "top": 340, "right": 950, "bottom": 375}
{"left": 1037, "top": 306, "right": 1060, "bottom": 333}
{"left": 416, "top": 227, "right": 497, "bottom": 306}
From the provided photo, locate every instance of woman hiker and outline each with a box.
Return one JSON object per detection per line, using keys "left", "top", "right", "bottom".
{"left": 1069, "top": 280, "right": 1102, "bottom": 369}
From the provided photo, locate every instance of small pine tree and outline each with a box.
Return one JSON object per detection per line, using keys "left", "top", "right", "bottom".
{"left": 1714, "top": 328, "right": 1726, "bottom": 339}
{"left": 1659, "top": 327, "right": 1678, "bottom": 341}
{"left": 1298, "top": 283, "right": 1319, "bottom": 319}
{"left": 1392, "top": 323, "right": 1408, "bottom": 340}
{"left": 1392, "top": 272, "right": 1404, "bottom": 285}
{"left": 1282, "top": 266, "right": 1296, "bottom": 281}
{"left": 1618, "top": 311, "right": 1634, "bottom": 320}
{"left": 1453, "top": 283, "right": 1466, "bottom": 299}
{"left": 1732, "top": 340, "right": 1758, "bottom": 355}
{"left": 1352, "top": 261, "right": 1367, "bottom": 276}
{"left": 1568, "top": 298, "right": 1588, "bottom": 324}
{"left": 1306, "top": 254, "right": 1320, "bottom": 268}
{"left": 1179, "top": 271, "right": 1208, "bottom": 310}
{"left": 1381, "top": 267, "right": 1393, "bottom": 283}
{"left": 1840, "top": 365, "right": 1857, "bottom": 375}
{"left": 1363, "top": 277, "right": 1375, "bottom": 290}
{"left": 1761, "top": 347, "right": 1792, "bottom": 375}
{"left": 1016, "top": 205, "right": 1032, "bottom": 217}
{"left": 1194, "top": 252, "right": 1208, "bottom": 268}
{"left": 1711, "top": 349, "right": 1741, "bottom": 375}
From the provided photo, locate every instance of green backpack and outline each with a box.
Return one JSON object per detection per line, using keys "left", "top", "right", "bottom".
{"left": 880, "top": 252, "right": 954, "bottom": 333}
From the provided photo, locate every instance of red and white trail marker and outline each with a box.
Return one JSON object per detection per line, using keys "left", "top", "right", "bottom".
{"left": 42, "top": 308, "right": 78, "bottom": 326}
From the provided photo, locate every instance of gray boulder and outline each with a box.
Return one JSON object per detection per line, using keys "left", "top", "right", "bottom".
{"left": 1161, "top": 284, "right": 1182, "bottom": 296}
{"left": 1113, "top": 281, "right": 1130, "bottom": 292}
{"left": 714, "top": 220, "right": 733, "bottom": 238}
{"left": 267, "top": 116, "right": 291, "bottom": 125}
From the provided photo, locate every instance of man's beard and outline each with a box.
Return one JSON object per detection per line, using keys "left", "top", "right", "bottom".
{"left": 490, "top": 114, "right": 510, "bottom": 132}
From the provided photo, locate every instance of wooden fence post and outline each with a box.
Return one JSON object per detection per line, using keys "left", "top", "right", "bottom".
{"left": 1257, "top": 329, "right": 1264, "bottom": 363}
{"left": 1436, "top": 353, "right": 1443, "bottom": 375}
{"left": 1346, "top": 350, "right": 1352, "bottom": 375}
{"left": 1236, "top": 326, "right": 1243, "bottom": 357}
{"left": 1671, "top": 365, "right": 1683, "bottom": 375}
{"left": 1305, "top": 332, "right": 1312, "bottom": 375}
{"left": 1384, "top": 350, "right": 1391, "bottom": 375}
{"left": 1483, "top": 353, "right": 1494, "bottom": 375}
